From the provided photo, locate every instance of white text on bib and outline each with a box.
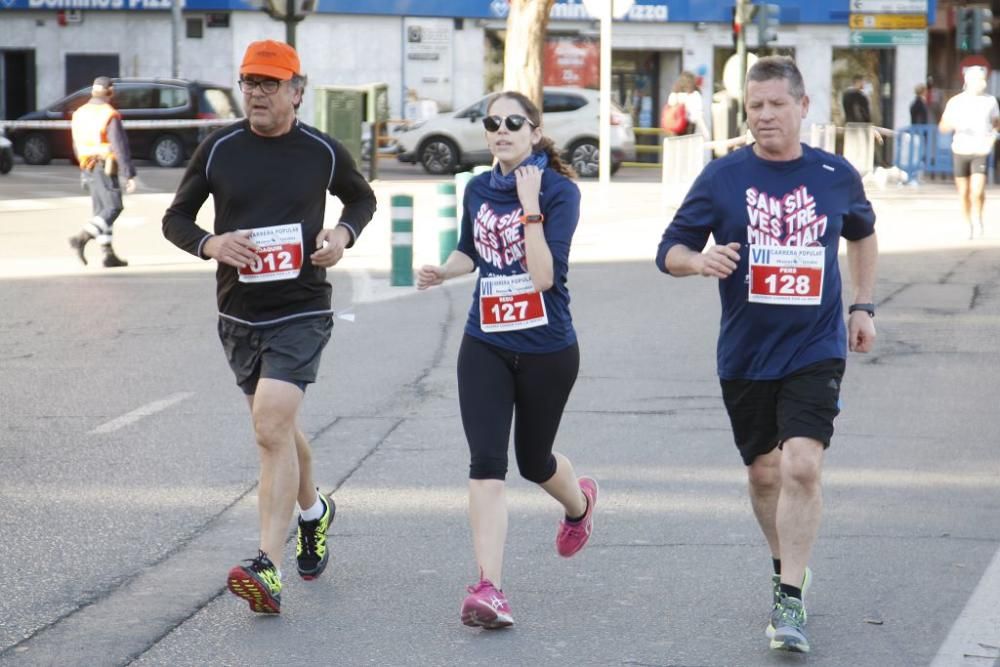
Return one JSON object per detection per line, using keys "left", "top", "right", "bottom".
{"left": 238, "top": 223, "right": 304, "bottom": 284}
{"left": 748, "top": 244, "right": 824, "bottom": 306}
{"left": 479, "top": 274, "right": 548, "bottom": 332}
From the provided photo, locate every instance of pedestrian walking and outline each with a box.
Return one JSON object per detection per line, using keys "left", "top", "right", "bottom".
{"left": 416, "top": 91, "right": 597, "bottom": 630}
{"left": 910, "top": 83, "right": 930, "bottom": 125}
{"left": 841, "top": 75, "right": 871, "bottom": 123}
{"left": 655, "top": 56, "right": 878, "bottom": 654}
{"left": 162, "top": 39, "right": 377, "bottom": 614}
{"left": 938, "top": 65, "right": 1000, "bottom": 239}
{"left": 69, "top": 76, "right": 135, "bottom": 268}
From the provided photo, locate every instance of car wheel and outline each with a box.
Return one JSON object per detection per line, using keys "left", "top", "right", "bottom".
{"left": 568, "top": 140, "right": 599, "bottom": 178}
{"left": 419, "top": 137, "right": 459, "bottom": 175}
{"left": 0, "top": 149, "right": 12, "bottom": 174}
{"left": 22, "top": 133, "right": 52, "bottom": 165}
{"left": 152, "top": 134, "right": 185, "bottom": 168}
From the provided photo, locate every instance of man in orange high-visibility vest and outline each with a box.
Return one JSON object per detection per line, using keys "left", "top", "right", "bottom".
{"left": 69, "top": 76, "right": 136, "bottom": 267}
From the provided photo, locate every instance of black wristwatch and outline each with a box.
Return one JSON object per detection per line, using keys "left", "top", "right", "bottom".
{"left": 848, "top": 303, "right": 875, "bottom": 317}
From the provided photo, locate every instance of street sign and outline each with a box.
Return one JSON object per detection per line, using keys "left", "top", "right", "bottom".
{"left": 849, "top": 13, "right": 927, "bottom": 29}
{"left": 850, "top": 0, "right": 927, "bottom": 13}
{"left": 849, "top": 29, "right": 927, "bottom": 46}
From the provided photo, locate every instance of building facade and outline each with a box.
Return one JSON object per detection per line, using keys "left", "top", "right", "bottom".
{"left": 1, "top": 0, "right": 936, "bottom": 142}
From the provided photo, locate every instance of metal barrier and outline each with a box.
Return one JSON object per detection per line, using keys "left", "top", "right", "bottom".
{"left": 621, "top": 127, "right": 665, "bottom": 169}
{"left": 661, "top": 134, "right": 705, "bottom": 186}
{"left": 0, "top": 119, "right": 238, "bottom": 130}
{"left": 894, "top": 124, "right": 995, "bottom": 183}
{"left": 809, "top": 123, "right": 837, "bottom": 153}
{"left": 843, "top": 122, "right": 875, "bottom": 177}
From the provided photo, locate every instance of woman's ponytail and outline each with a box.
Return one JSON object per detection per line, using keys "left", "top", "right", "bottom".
{"left": 536, "top": 136, "right": 577, "bottom": 180}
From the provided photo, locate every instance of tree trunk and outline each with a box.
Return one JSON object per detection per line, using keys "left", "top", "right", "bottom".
{"left": 503, "top": 0, "right": 555, "bottom": 108}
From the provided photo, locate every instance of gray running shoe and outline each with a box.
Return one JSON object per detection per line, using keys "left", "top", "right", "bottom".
{"left": 770, "top": 594, "right": 810, "bottom": 653}
{"left": 766, "top": 566, "right": 811, "bottom": 638}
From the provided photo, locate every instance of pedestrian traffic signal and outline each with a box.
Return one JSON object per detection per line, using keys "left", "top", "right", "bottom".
{"left": 957, "top": 7, "right": 973, "bottom": 52}
{"left": 731, "top": 6, "right": 742, "bottom": 50}
{"left": 970, "top": 7, "right": 993, "bottom": 52}
{"left": 755, "top": 3, "right": 780, "bottom": 50}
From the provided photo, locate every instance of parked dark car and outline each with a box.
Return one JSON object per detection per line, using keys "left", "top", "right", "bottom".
{"left": 0, "top": 128, "right": 13, "bottom": 174}
{"left": 10, "top": 78, "right": 242, "bottom": 168}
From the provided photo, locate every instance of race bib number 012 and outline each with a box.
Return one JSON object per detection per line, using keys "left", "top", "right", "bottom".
{"left": 238, "top": 223, "right": 303, "bottom": 283}
{"left": 748, "top": 245, "right": 824, "bottom": 306}
{"left": 479, "top": 274, "right": 548, "bottom": 332}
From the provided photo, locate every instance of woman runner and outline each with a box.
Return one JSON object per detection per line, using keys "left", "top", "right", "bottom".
{"left": 417, "top": 91, "right": 598, "bottom": 629}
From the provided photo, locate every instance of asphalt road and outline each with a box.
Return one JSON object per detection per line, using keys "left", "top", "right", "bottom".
{"left": 0, "top": 167, "right": 997, "bottom": 666}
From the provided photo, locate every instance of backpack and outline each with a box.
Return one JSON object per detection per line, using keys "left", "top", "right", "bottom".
{"left": 661, "top": 102, "right": 688, "bottom": 135}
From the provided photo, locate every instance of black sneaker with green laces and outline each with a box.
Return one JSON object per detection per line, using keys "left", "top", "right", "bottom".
{"left": 297, "top": 493, "right": 335, "bottom": 580}
{"left": 227, "top": 550, "right": 282, "bottom": 614}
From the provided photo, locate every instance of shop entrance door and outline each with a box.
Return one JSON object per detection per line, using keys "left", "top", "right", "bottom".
{"left": 1, "top": 50, "right": 35, "bottom": 119}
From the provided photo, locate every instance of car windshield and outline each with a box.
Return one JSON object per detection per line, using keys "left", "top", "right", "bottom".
{"left": 455, "top": 98, "right": 488, "bottom": 119}
{"left": 202, "top": 89, "right": 240, "bottom": 118}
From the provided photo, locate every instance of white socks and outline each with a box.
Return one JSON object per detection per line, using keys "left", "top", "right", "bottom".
{"left": 299, "top": 495, "right": 325, "bottom": 522}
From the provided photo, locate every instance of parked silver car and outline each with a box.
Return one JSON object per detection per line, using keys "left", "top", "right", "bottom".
{"left": 396, "top": 87, "right": 635, "bottom": 177}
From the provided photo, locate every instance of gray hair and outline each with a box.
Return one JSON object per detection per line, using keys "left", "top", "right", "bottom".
{"left": 290, "top": 73, "right": 308, "bottom": 110}
{"left": 746, "top": 56, "right": 806, "bottom": 101}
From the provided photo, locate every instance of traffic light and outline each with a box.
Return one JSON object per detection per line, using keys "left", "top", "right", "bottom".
{"left": 731, "top": 6, "right": 742, "bottom": 49}
{"left": 755, "top": 3, "right": 780, "bottom": 50}
{"left": 957, "top": 7, "right": 973, "bottom": 52}
{"left": 970, "top": 7, "right": 993, "bottom": 52}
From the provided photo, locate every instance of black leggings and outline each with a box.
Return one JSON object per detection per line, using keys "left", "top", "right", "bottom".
{"left": 457, "top": 335, "right": 579, "bottom": 482}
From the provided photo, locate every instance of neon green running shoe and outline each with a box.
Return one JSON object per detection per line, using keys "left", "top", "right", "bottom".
{"left": 227, "top": 550, "right": 282, "bottom": 614}
{"left": 297, "top": 493, "right": 335, "bottom": 580}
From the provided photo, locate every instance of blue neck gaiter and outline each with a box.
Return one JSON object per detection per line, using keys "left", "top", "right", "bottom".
{"left": 490, "top": 151, "right": 549, "bottom": 192}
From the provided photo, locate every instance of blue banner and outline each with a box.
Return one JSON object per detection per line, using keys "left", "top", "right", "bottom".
{"left": 1, "top": 0, "right": 935, "bottom": 24}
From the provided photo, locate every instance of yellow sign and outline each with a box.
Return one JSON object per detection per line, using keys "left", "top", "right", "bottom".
{"left": 849, "top": 13, "right": 928, "bottom": 30}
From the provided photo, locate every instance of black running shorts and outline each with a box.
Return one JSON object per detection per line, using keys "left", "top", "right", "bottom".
{"left": 217, "top": 316, "right": 333, "bottom": 395}
{"left": 953, "top": 153, "right": 989, "bottom": 178}
{"left": 719, "top": 358, "right": 845, "bottom": 466}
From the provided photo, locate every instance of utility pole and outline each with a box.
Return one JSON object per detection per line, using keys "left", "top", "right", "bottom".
{"left": 734, "top": 0, "right": 750, "bottom": 129}
{"left": 170, "top": 0, "right": 183, "bottom": 77}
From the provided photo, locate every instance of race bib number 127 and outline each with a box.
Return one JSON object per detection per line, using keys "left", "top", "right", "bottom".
{"left": 479, "top": 273, "right": 548, "bottom": 332}
{"left": 238, "top": 223, "right": 303, "bottom": 283}
{"left": 748, "top": 245, "right": 824, "bottom": 306}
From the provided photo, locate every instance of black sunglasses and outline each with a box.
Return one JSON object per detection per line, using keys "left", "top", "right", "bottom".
{"left": 482, "top": 114, "right": 536, "bottom": 132}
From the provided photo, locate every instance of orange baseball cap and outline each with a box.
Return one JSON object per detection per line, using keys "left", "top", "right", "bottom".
{"left": 240, "top": 40, "right": 301, "bottom": 81}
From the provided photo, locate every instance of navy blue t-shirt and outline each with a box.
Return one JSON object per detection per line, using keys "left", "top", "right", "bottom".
{"left": 456, "top": 168, "right": 580, "bottom": 353}
{"left": 656, "top": 144, "right": 876, "bottom": 380}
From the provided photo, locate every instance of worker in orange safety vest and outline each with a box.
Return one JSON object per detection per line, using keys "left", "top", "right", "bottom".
{"left": 69, "top": 76, "right": 136, "bottom": 268}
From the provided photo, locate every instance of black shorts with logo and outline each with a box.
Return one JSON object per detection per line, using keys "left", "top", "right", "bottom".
{"left": 953, "top": 153, "right": 989, "bottom": 178}
{"left": 719, "top": 358, "right": 845, "bottom": 466}
{"left": 217, "top": 315, "right": 333, "bottom": 395}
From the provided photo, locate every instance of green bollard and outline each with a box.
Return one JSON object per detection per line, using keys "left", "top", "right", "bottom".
{"left": 437, "top": 182, "right": 457, "bottom": 264}
{"left": 391, "top": 194, "right": 413, "bottom": 286}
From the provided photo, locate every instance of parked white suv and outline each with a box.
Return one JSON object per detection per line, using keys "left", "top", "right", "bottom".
{"left": 396, "top": 87, "right": 635, "bottom": 177}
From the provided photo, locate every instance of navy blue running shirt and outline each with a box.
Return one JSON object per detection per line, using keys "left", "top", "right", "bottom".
{"left": 656, "top": 144, "right": 876, "bottom": 380}
{"left": 455, "top": 167, "right": 580, "bottom": 354}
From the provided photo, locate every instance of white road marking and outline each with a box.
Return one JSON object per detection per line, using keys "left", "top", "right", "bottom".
{"left": 91, "top": 392, "right": 194, "bottom": 434}
{"left": 931, "top": 543, "right": 1000, "bottom": 666}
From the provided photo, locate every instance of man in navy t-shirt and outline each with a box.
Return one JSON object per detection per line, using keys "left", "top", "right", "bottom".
{"left": 656, "top": 56, "right": 878, "bottom": 655}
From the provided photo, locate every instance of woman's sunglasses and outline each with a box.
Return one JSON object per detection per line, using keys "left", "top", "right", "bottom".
{"left": 482, "top": 114, "right": 536, "bottom": 132}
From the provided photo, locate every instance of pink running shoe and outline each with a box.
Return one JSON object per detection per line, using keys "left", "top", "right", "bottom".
{"left": 556, "top": 476, "right": 598, "bottom": 558}
{"left": 461, "top": 579, "right": 514, "bottom": 629}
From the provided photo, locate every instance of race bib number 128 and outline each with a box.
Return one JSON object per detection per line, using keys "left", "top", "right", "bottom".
{"left": 238, "top": 223, "right": 303, "bottom": 283}
{"left": 748, "top": 245, "right": 824, "bottom": 306}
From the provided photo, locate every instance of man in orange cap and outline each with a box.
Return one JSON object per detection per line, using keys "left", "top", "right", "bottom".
{"left": 163, "top": 39, "right": 377, "bottom": 614}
